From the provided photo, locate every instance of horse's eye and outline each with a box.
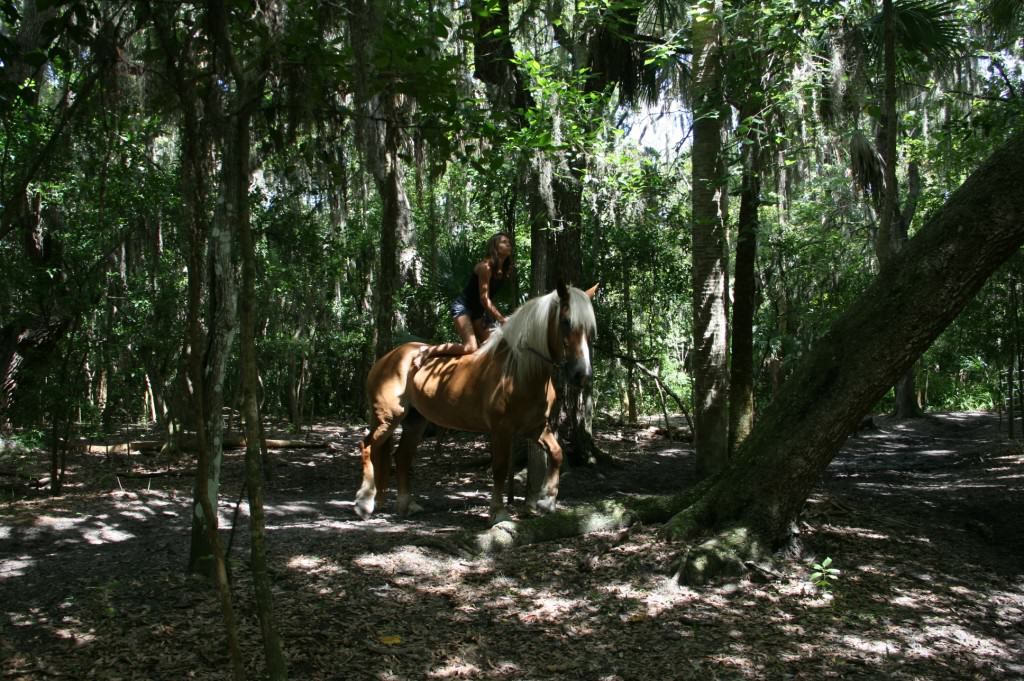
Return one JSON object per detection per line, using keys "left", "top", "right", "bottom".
{"left": 560, "top": 317, "right": 571, "bottom": 331}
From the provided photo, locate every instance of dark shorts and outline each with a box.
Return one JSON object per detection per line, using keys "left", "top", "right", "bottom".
{"left": 451, "top": 296, "right": 495, "bottom": 326}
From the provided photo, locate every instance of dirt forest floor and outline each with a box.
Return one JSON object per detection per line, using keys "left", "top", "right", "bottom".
{"left": 2, "top": 411, "right": 1023, "bottom": 681}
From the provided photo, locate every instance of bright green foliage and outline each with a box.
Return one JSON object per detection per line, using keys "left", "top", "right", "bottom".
{"left": 0, "top": 0, "right": 1021, "bottom": 442}
{"left": 810, "top": 556, "right": 841, "bottom": 593}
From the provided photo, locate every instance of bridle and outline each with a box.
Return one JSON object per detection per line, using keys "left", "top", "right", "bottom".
{"left": 522, "top": 310, "right": 573, "bottom": 370}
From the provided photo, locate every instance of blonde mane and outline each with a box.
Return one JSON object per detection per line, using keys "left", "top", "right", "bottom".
{"left": 480, "top": 287, "right": 597, "bottom": 383}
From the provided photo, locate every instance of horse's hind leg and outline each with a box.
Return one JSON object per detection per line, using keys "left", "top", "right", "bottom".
{"left": 354, "top": 419, "right": 397, "bottom": 519}
{"left": 394, "top": 410, "right": 428, "bottom": 516}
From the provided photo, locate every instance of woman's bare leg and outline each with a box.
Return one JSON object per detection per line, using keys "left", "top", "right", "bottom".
{"left": 414, "top": 315, "right": 478, "bottom": 368}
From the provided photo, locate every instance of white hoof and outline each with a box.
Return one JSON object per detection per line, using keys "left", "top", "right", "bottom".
{"left": 397, "top": 495, "right": 424, "bottom": 517}
{"left": 354, "top": 490, "right": 375, "bottom": 519}
{"left": 490, "top": 506, "right": 512, "bottom": 525}
{"left": 535, "top": 495, "right": 557, "bottom": 514}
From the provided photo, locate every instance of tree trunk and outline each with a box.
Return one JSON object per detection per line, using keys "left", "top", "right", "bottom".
{"left": 892, "top": 162, "right": 925, "bottom": 418}
{"left": 230, "top": 92, "right": 288, "bottom": 681}
{"left": 187, "top": 183, "right": 237, "bottom": 578}
{"left": 348, "top": 0, "right": 419, "bottom": 357}
{"left": 690, "top": 0, "right": 730, "bottom": 476}
{"left": 664, "top": 130, "right": 1024, "bottom": 584}
{"left": 147, "top": 5, "right": 244, "bottom": 675}
{"left": 624, "top": 264, "right": 638, "bottom": 424}
{"left": 1009, "top": 276, "right": 1020, "bottom": 438}
{"left": 207, "top": 2, "right": 288, "bottom": 674}
{"left": 876, "top": 0, "right": 899, "bottom": 268}
{"left": 877, "top": 0, "right": 924, "bottom": 419}
{"left": 729, "top": 100, "right": 761, "bottom": 453}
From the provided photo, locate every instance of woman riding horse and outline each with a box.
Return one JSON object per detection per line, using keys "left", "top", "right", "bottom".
{"left": 354, "top": 282, "right": 597, "bottom": 523}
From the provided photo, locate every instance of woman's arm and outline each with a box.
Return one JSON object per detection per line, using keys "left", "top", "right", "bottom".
{"left": 475, "top": 261, "right": 506, "bottom": 324}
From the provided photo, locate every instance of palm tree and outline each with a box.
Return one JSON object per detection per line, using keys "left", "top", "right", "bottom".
{"left": 829, "top": 0, "right": 967, "bottom": 417}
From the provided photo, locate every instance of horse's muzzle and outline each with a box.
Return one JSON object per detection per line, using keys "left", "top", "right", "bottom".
{"left": 568, "top": 362, "right": 592, "bottom": 387}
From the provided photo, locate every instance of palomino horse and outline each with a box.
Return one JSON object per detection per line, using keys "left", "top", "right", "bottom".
{"left": 354, "top": 282, "right": 597, "bottom": 522}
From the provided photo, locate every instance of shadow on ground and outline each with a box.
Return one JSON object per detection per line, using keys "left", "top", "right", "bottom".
{"left": 2, "top": 412, "right": 1022, "bottom": 680}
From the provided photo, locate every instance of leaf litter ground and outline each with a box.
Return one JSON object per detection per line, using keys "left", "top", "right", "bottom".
{"left": 1, "top": 411, "right": 1022, "bottom": 680}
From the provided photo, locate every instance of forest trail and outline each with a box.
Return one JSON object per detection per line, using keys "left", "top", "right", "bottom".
{"left": 1, "top": 411, "right": 1022, "bottom": 680}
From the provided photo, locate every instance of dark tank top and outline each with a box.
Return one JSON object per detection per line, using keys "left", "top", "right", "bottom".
{"left": 460, "top": 264, "right": 506, "bottom": 318}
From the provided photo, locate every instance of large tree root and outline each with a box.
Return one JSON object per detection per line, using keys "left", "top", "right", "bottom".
{"left": 418, "top": 484, "right": 777, "bottom": 588}
{"left": 672, "top": 524, "right": 769, "bottom": 586}
{"left": 423, "top": 493, "right": 692, "bottom": 557}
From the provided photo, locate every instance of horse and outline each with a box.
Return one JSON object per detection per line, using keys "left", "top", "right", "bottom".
{"left": 354, "top": 282, "right": 597, "bottom": 523}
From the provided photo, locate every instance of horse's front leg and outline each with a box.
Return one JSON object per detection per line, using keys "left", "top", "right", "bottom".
{"left": 535, "top": 425, "right": 563, "bottom": 514}
{"left": 489, "top": 432, "right": 513, "bottom": 524}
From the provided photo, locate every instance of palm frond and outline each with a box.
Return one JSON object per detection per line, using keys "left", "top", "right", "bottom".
{"left": 850, "top": 129, "right": 883, "bottom": 200}
{"left": 985, "top": 0, "right": 1024, "bottom": 42}
{"left": 867, "top": 0, "right": 968, "bottom": 72}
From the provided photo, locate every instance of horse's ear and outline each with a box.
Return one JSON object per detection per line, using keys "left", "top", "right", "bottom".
{"left": 584, "top": 283, "right": 599, "bottom": 299}
{"left": 556, "top": 279, "right": 570, "bottom": 300}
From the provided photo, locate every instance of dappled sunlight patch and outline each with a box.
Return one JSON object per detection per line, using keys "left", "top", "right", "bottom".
{"left": 594, "top": 578, "right": 692, "bottom": 619}
{"left": 839, "top": 634, "right": 892, "bottom": 657}
{"left": 82, "top": 525, "right": 135, "bottom": 545}
{"left": 52, "top": 621, "right": 96, "bottom": 646}
{"left": 287, "top": 554, "right": 329, "bottom": 571}
{"left": 988, "top": 585, "right": 1024, "bottom": 624}
{"left": 116, "top": 509, "right": 151, "bottom": 522}
{"left": 517, "top": 592, "right": 586, "bottom": 623}
{"left": 6, "top": 608, "right": 48, "bottom": 628}
{"left": 34, "top": 514, "right": 87, "bottom": 532}
{"left": 706, "top": 651, "right": 758, "bottom": 676}
{"left": 0, "top": 555, "right": 36, "bottom": 579}
{"left": 353, "top": 545, "right": 470, "bottom": 581}
{"left": 919, "top": 622, "right": 1011, "bottom": 658}
{"left": 264, "top": 501, "right": 323, "bottom": 516}
{"left": 817, "top": 524, "right": 892, "bottom": 541}
{"left": 917, "top": 448, "right": 957, "bottom": 457}
{"left": 427, "top": 658, "right": 482, "bottom": 678}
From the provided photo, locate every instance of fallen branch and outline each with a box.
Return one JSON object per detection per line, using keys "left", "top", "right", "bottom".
{"left": 115, "top": 469, "right": 186, "bottom": 479}
{"left": 72, "top": 435, "right": 325, "bottom": 454}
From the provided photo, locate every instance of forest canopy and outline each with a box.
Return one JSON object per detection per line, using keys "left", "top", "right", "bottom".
{"left": 1, "top": 0, "right": 1020, "bottom": 444}
{"left": 2, "top": 1, "right": 1023, "bottom": 677}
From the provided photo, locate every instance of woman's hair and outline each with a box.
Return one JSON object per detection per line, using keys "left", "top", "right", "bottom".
{"left": 485, "top": 232, "right": 514, "bottom": 279}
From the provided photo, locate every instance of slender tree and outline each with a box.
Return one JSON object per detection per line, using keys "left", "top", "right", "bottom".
{"left": 689, "top": 0, "right": 730, "bottom": 476}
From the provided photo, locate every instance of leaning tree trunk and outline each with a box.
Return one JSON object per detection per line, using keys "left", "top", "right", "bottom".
{"left": 663, "top": 130, "right": 1024, "bottom": 584}
{"left": 690, "top": 0, "right": 730, "bottom": 476}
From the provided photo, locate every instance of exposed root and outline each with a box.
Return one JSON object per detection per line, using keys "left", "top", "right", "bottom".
{"left": 435, "top": 499, "right": 646, "bottom": 556}
{"left": 673, "top": 525, "right": 769, "bottom": 586}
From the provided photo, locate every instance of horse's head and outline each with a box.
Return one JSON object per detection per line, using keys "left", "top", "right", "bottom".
{"left": 553, "top": 282, "right": 598, "bottom": 386}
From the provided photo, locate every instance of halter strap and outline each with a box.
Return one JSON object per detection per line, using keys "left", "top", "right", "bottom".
{"left": 523, "top": 343, "right": 563, "bottom": 369}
